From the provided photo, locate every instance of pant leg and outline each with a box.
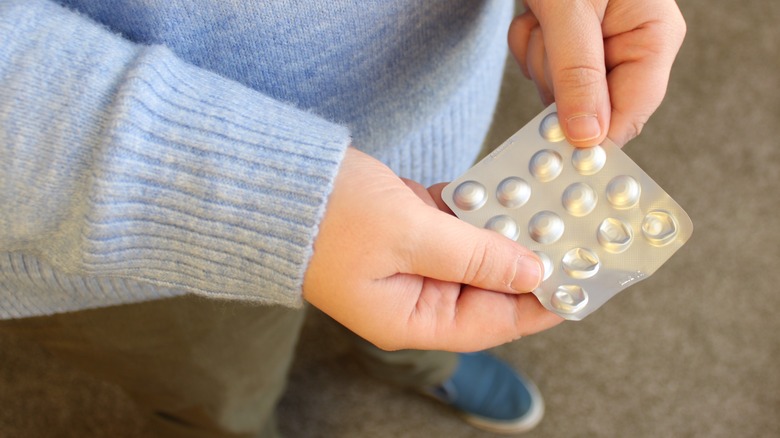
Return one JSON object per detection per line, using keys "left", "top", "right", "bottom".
{"left": 0, "top": 296, "right": 306, "bottom": 438}
{"left": 351, "top": 338, "right": 458, "bottom": 389}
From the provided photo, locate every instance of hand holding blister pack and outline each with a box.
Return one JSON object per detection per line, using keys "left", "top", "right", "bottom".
{"left": 442, "top": 104, "right": 693, "bottom": 320}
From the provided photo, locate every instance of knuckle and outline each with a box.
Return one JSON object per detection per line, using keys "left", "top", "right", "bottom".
{"left": 555, "top": 65, "right": 605, "bottom": 93}
{"left": 512, "top": 8, "right": 538, "bottom": 28}
{"left": 629, "top": 118, "right": 646, "bottom": 139}
{"left": 646, "top": 9, "right": 687, "bottom": 54}
{"left": 615, "top": 109, "right": 650, "bottom": 144}
{"left": 509, "top": 13, "right": 528, "bottom": 32}
{"left": 462, "top": 238, "right": 496, "bottom": 286}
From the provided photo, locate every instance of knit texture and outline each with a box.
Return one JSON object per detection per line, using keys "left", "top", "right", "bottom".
{"left": 0, "top": 0, "right": 512, "bottom": 318}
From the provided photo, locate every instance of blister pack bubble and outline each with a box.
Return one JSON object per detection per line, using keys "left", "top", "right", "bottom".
{"left": 442, "top": 104, "right": 693, "bottom": 320}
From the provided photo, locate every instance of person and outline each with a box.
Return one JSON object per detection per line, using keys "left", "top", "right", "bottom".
{"left": 0, "top": 0, "right": 685, "bottom": 436}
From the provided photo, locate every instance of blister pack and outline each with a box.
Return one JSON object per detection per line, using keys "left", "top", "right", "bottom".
{"left": 442, "top": 104, "right": 693, "bottom": 320}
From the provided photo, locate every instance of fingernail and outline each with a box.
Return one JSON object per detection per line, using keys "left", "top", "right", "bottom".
{"left": 511, "top": 255, "right": 543, "bottom": 292}
{"left": 566, "top": 113, "right": 601, "bottom": 142}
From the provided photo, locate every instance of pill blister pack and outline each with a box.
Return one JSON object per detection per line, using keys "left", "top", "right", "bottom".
{"left": 442, "top": 104, "right": 693, "bottom": 320}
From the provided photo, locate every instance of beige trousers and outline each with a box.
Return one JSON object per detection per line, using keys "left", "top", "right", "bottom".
{"left": 0, "top": 296, "right": 457, "bottom": 437}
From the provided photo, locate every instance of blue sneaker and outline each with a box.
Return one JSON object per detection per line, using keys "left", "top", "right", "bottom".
{"left": 422, "top": 352, "right": 544, "bottom": 434}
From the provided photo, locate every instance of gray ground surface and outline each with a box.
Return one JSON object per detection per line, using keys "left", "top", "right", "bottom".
{"left": 2, "top": 1, "right": 778, "bottom": 437}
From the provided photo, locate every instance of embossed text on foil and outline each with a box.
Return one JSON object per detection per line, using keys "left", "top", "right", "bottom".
{"left": 619, "top": 271, "right": 647, "bottom": 287}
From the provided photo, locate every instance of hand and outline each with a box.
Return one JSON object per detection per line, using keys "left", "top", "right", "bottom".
{"left": 303, "top": 148, "right": 563, "bottom": 352}
{"left": 508, "top": 0, "right": 686, "bottom": 147}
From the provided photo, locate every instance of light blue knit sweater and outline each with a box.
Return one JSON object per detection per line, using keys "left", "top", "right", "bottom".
{"left": 0, "top": 0, "right": 513, "bottom": 318}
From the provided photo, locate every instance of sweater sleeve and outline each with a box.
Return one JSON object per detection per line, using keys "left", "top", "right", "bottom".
{"left": 0, "top": 0, "right": 350, "bottom": 313}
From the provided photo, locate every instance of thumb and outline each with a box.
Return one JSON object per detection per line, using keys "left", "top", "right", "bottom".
{"left": 528, "top": 0, "right": 611, "bottom": 147}
{"left": 405, "top": 208, "right": 544, "bottom": 294}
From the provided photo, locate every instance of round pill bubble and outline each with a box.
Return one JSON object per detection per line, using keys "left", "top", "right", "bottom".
{"left": 571, "top": 146, "right": 606, "bottom": 175}
{"left": 642, "top": 210, "right": 678, "bottom": 246}
{"left": 597, "top": 217, "right": 634, "bottom": 253}
{"left": 551, "top": 285, "right": 589, "bottom": 314}
{"left": 534, "top": 250, "right": 553, "bottom": 281}
{"left": 485, "top": 215, "right": 520, "bottom": 241}
{"left": 452, "top": 180, "right": 487, "bottom": 211}
{"left": 562, "top": 182, "right": 597, "bottom": 217}
{"left": 539, "top": 112, "right": 566, "bottom": 142}
{"left": 496, "top": 177, "right": 531, "bottom": 208}
{"left": 606, "top": 175, "right": 641, "bottom": 209}
{"left": 561, "top": 247, "right": 601, "bottom": 279}
{"left": 529, "top": 150, "right": 563, "bottom": 182}
{"left": 528, "top": 211, "right": 564, "bottom": 244}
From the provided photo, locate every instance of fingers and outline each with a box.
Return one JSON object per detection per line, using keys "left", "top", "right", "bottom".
{"left": 603, "top": 57, "right": 666, "bottom": 146}
{"left": 418, "top": 183, "right": 542, "bottom": 294}
{"left": 525, "top": 0, "right": 611, "bottom": 147}
{"left": 405, "top": 181, "right": 543, "bottom": 293}
{"left": 508, "top": 11, "right": 537, "bottom": 80}
{"left": 509, "top": 11, "right": 556, "bottom": 105}
{"left": 448, "top": 288, "right": 564, "bottom": 350}
{"left": 527, "top": 25, "right": 554, "bottom": 105}
{"left": 512, "top": 1, "right": 686, "bottom": 148}
{"left": 425, "top": 182, "right": 453, "bottom": 214}
{"left": 402, "top": 208, "right": 543, "bottom": 294}
{"left": 601, "top": 2, "right": 687, "bottom": 146}
{"left": 399, "top": 282, "right": 564, "bottom": 352}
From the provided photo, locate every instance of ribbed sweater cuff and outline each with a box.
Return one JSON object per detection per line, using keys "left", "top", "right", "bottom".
{"left": 59, "top": 46, "right": 350, "bottom": 306}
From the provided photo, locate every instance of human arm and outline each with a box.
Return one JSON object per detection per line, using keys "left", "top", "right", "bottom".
{"left": 0, "top": 0, "right": 350, "bottom": 313}
{"left": 2, "top": 0, "right": 561, "bottom": 351}
{"left": 507, "top": 0, "right": 687, "bottom": 147}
